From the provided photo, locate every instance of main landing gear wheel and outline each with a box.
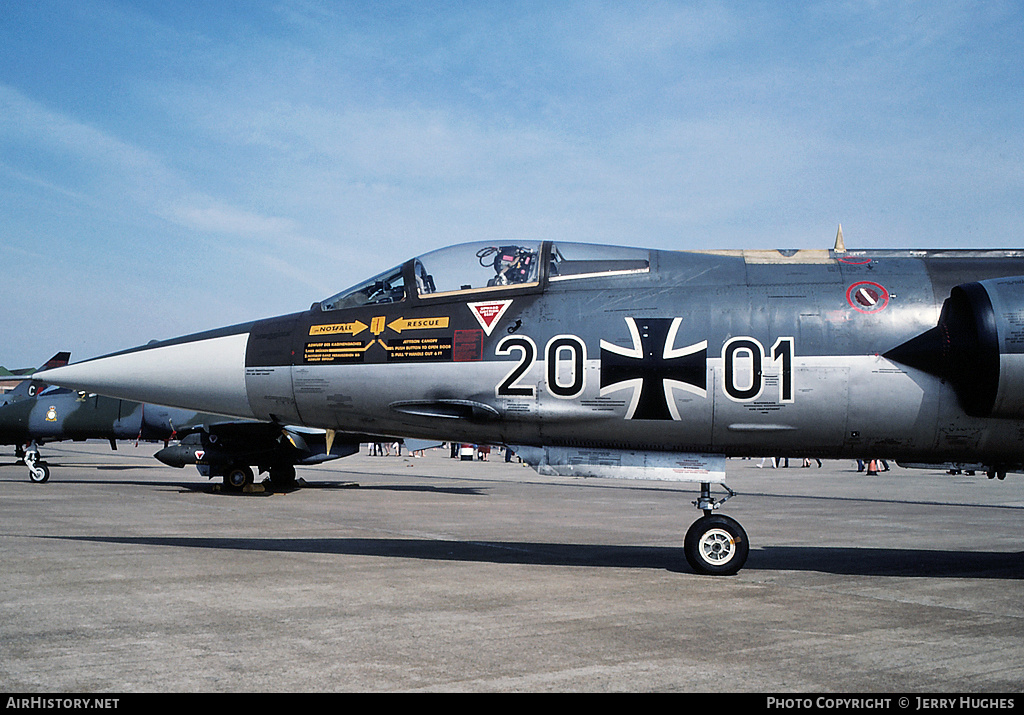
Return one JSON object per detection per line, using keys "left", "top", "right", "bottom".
{"left": 224, "top": 465, "right": 254, "bottom": 490}
{"left": 684, "top": 514, "right": 748, "bottom": 576}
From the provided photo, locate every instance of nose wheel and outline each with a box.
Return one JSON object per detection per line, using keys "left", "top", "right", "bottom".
{"left": 24, "top": 445, "right": 50, "bottom": 484}
{"left": 684, "top": 482, "right": 748, "bottom": 575}
{"left": 685, "top": 514, "right": 748, "bottom": 575}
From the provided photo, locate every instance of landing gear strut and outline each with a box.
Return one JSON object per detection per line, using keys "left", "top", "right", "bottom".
{"left": 23, "top": 445, "right": 50, "bottom": 484}
{"left": 684, "top": 482, "right": 748, "bottom": 576}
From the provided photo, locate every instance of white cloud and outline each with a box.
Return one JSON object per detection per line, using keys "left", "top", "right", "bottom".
{"left": 161, "top": 200, "right": 299, "bottom": 237}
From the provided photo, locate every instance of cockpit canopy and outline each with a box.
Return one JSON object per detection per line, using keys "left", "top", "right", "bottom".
{"left": 319, "top": 240, "right": 649, "bottom": 311}
{"left": 319, "top": 263, "right": 408, "bottom": 311}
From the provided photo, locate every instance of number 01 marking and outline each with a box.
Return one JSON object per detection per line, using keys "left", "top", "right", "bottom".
{"left": 723, "top": 336, "right": 794, "bottom": 403}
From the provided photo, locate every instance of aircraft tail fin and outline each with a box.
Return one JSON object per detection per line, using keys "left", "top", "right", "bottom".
{"left": 0, "top": 352, "right": 72, "bottom": 403}
{"left": 39, "top": 352, "right": 71, "bottom": 371}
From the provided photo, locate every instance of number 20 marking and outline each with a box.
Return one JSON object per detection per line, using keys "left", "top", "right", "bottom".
{"left": 495, "top": 335, "right": 586, "bottom": 399}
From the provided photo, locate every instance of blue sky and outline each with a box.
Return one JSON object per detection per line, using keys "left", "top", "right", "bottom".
{"left": 2, "top": 1, "right": 1023, "bottom": 368}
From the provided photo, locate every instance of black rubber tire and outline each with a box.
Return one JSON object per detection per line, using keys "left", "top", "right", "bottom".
{"left": 224, "top": 466, "right": 254, "bottom": 490}
{"left": 684, "top": 514, "right": 749, "bottom": 576}
{"left": 28, "top": 461, "right": 50, "bottom": 484}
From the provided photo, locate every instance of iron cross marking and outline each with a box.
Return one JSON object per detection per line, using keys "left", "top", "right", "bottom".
{"left": 599, "top": 317, "right": 707, "bottom": 420}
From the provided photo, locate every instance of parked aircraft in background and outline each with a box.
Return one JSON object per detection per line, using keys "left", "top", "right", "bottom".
{"left": 2, "top": 355, "right": 355, "bottom": 486}
{"left": 38, "top": 230, "right": 1024, "bottom": 574}
{"left": 152, "top": 421, "right": 359, "bottom": 488}
{"left": 0, "top": 352, "right": 69, "bottom": 405}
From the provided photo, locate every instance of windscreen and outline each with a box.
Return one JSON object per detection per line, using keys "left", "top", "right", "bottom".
{"left": 320, "top": 265, "right": 406, "bottom": 311}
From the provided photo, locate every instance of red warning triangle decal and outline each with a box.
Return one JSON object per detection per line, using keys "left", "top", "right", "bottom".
{"left": 467, "top": 299, "right": 513, "bottom": 336}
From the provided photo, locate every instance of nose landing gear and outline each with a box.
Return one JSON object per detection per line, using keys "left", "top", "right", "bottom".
{"left": 684, "top": 482, "right": 748, "bottom": 576}
{"left": 20, "top": 444, "right": 50, "bottom": 483}
{"left": 25, "top": 448, "right": 50, "bottom": 484}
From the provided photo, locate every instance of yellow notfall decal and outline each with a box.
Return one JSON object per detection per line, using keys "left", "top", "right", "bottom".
{"left": 309, "top": 321, "right": 368, "bottom": 337}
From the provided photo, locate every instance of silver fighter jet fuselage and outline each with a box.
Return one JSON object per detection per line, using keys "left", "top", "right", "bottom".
{"left": 38, "top": 239, "right": 1024, "bottom": 574}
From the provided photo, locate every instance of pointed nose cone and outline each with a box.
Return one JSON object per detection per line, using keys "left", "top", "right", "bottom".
{"left": 38, "top": 327, "right": 256, "bottom": 420}
{"left": 154, "top": 445, "right": 189, "bottom": 468}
